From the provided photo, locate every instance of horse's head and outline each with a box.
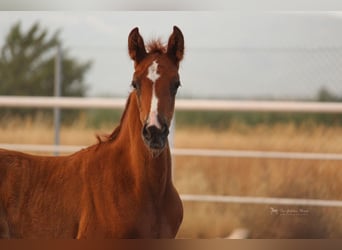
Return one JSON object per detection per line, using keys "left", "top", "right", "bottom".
{"left": 128, "top": 26, "right": 184, "bottom": 154}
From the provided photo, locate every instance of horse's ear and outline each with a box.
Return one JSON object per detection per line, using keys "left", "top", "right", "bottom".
{"left": 167, "top": 26, "right": 184, "bottom": 66}
{"left": 128, "top": 27, "right": 147, "bottom": 64}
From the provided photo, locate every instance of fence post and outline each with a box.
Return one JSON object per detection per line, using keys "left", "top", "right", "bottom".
{"left": 54, "top": 44, "right": 62, "bottom": 156}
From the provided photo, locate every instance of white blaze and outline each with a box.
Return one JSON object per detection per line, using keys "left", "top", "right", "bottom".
{"left": 147, "top": 60, "right": 161, "bottom": 129}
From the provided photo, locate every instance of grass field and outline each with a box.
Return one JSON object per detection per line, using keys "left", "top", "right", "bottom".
{"left": 0, "top": 118, "right": 342, "bottom": 238}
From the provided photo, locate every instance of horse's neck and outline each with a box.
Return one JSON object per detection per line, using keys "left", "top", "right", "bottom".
{"left": 116, "top": 93, "right": 172, "bottom": 198}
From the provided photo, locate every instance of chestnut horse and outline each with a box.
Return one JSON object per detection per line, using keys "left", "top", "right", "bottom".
{"left": 0, "top": 26, "right": 184, "bottom": 238}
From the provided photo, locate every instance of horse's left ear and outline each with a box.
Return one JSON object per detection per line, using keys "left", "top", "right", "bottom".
{"left": 167, "top": 26, "right": 184, "bottom": 66}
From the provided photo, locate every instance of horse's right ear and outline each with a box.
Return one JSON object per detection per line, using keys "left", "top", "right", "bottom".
{"left": 128, "top": 27, "right": 147, "bottom": 64}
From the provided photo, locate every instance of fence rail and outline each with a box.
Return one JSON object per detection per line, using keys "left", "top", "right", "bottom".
{"left": 1, "top": 95, "right": 342, "bottom": 112}
{"left": 1, "top": 143, "right": 342, "bottom": 161}
{"left": 180, "top": 194, "right": 342, "bottom": 208}
{"left": 1, "top": 96, "right": 342, "bottom": 208}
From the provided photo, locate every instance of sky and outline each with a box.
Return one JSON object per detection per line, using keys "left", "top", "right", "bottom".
{"left": 1, "top": 11, "right": 342, "bottom": 99}
{"left": 2, "top": 0, "right": 342, "bottom": 11}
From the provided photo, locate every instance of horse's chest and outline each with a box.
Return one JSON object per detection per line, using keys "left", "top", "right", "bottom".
{"left": 119, "top": 199, "right": 171, "bottom": 238}
{"left": 132, "top": 195, "right": 181, "bottom": 238}
{"left": 84, "top": 196, "right": 172, "bottom": 238}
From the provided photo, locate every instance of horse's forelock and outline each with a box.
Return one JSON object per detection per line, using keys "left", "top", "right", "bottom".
{"left": 146, "top": 39, "right": 166, "bottom": 54}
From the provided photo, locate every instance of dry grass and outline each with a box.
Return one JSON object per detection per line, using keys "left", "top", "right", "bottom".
{"left": 173, "top": 124, "right": 342, "bottom": 238}
{"left": 0, "top": 119, "right": 342, "bottom": 238}
{"left": 0, "top": 116, "right": 112, "bottom": 146}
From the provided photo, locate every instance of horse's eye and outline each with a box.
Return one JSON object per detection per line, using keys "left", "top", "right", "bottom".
{"left": 171, "top": 81, "right": 181, "bottom": 96}
{"left": 131, "top": 81, "right": 140, "bottom": 91}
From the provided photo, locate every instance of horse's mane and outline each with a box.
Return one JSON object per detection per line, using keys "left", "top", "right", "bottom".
{"left": 96, "top": 93, "right": 133, "bottom": 144}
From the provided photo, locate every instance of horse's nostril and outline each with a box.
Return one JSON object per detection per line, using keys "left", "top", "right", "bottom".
{"left": 161, "top": 124, "right": 169, "bottom": 136}
{"left": 143, "top": 124, "right": 168, "bottom": 139}
{"left": 143, "top": 125, "right": 152, "bottom": 140}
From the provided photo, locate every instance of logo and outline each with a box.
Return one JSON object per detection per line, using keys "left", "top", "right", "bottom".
{"left": 269, "top": 206, "right": 309, "bottom": 216}
{"left": 270, "top": 207, "right": 279, "bottom": 215}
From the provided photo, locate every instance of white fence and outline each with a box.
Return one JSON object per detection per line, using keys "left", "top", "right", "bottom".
{"left": 1, "top": 96, "right": 342, "bottom": 207}
{"left": 1, "top": 95, "right": 342, "bottom": 112}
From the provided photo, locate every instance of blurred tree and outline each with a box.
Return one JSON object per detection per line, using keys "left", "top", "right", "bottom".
{"left": 317, "top": 86, "right": 341, "bottom": 102}
{"left": 0, "top": 22, "right": 92, "bottom": 122}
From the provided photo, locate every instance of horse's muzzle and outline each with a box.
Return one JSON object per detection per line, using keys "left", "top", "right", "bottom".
{"left": 142, "top": 123, "right": 169, "bottom": 151}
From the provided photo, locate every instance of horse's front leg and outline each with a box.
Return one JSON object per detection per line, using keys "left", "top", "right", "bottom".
{"left": 0, "top": 217, "right": 10, "bottom": 238}
{"left": 160, "top": 185, "right": 183, "bottom": 238}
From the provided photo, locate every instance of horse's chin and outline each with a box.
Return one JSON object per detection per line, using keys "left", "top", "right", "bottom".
{"left": 149, "top": 147, "right": 165, "bottom": 158}
{"left": 143, "top": 140, "right": 167, "bottom": 158}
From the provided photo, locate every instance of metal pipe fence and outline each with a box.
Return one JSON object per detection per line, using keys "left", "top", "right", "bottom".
{"left": 1, "top": 96, "right": 342, "bottom": 208}
{"left": 1, "top": 96, "right": 342, "bottom": 112}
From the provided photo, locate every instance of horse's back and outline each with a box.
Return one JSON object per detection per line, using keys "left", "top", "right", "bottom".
{"left": 0, "top": 148, "right": 29, "bottom": 182}
{"left": 0, "top": 148, "right": 47, "bottom": 188}
{"left": 0, "top": 148, "right": 82, "bottom": 238}
{"left": 0, "top": 148, "right": 29, "bottom": 238}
